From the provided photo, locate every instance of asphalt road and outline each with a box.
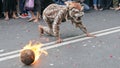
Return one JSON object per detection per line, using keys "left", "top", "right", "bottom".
{"left": 0, "top": 10, "right": 120, "bottom": 68}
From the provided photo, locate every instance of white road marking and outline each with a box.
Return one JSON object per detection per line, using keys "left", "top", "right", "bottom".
{"left": 42, "top": 28, "right": 120, "bottom": 50}
{"left": 0, "top": 26, "right": 120, "bottom": 62}
{"left": 0, "top": 50, "right": 20, "bottom": 57}
{"left": 0, "top": 54, "right": 19, "bottom": 62}
{"left": 1, "top": 26, "right": 120, "bottom": 57}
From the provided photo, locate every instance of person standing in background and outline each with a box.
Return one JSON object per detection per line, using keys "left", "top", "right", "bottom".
{"left": 3, "top": 0, "right": 18, "bottom": 20}
{"left": 93, "top": 0, "right": 100, "bottom": 10}
{"left": 0, "top": 0, "right": 3, "bottom": 18}
{"left": 80, "top": 0, "right": 90, "bottom": 11}
{"left": 19, "top": 0, "right": 28, "bottom": 18}
{"left": 28, "top": 0, "right": 54, "bottom": 23}
{"left": 28, "top": 0, "right": 42, "bottom": 23}
{"left": 84, "top": 0, "right": 93, "bottom": 7}
{"left": 100, "top": 0, "right": 113, "bottom": 10}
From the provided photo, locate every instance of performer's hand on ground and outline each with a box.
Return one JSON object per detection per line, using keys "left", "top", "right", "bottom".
{"left": 38, "top": 25, "right": 44, "bottom": 36}
{"left": 86, "top": 33, "right": 96, "bottom": 37}
{"left": 56, "top": 38, "right": 62, "bottom": 43}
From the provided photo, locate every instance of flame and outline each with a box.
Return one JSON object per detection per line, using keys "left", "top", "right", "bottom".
{"left": 21, "top": 41, "right": 48, "bottom": 64}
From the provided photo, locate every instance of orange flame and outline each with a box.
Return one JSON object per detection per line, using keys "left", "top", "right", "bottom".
{"left": 21, "top": 41, "right": 48, "bottom": 64}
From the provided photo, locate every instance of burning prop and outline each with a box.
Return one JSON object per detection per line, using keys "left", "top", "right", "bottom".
{"left": 20, "top": 41, "right": 48, "bottom": 65}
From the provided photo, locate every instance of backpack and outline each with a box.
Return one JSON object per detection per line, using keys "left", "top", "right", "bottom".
{"left": 25, "top": 0, "right": 34, "bottom": 10}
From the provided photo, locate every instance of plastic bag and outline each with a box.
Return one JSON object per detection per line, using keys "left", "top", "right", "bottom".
{"left": 25, "top": 0, "right": 34, "bottom": 10}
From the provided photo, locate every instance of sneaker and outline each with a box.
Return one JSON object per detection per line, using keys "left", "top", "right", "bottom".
{"left": 19, "top": 14, "right": 27, "bottom": 18}
{"left": 24, "top": 13, "right": 28, "bottom": 16}
{"left": 99, "top": 8, "right": 103, "bottom": 11}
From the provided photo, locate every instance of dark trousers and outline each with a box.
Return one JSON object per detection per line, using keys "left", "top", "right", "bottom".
{"left": 100, "top": 0, "right": 113, "bottom": 9}
{"left": 84, "top": 0, "right": 93, "bottom": 7}
{"left": 41, "top": 0, "right": 54, "bottom": 15}
{"left": 19, "top": 0, "right": 27, "bottom": 14}
{"left": 0, "top": 0, "right": 3, "bottom": 17}
{"left": 0, "top": 0, "right": 2, "bottom": 13}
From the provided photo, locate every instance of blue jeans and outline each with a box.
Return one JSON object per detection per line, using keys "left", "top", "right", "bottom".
{"left": 83, "top": 3, "right": 90, "bottom": 11}
{"left": 93, "top": 0, "right": 100, "bottom": 5}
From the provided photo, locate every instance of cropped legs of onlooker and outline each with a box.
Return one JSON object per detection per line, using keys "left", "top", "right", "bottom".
{"left": 19, "top": 0, "right": 28, "bottom": 18}
{"left": 0, "top": 0, "right": 3, "bottom": 18}
{"left": 28, "top": 0, "right": 41, "bottom": 23}
{"left": 80, "top": 0, "right": 90, "bottom": 11}
{"left": 28, "top": 0, "right": 54, "bottom": 23}
{"left": 84, "top": 0, "right": 93, "bottom": 8}
{"left": 100, "top": 0, "right": 113, "bottom": 10}
{"left": 93, "top": 0, "right": 100, "bottom": 10}
{"left": 83, "top": 3, "right": 90, "bottom": 11}
{"left": 3, "top": 0, "right": 18, "bottom": 20}
{"left": 106, "top": 0, "right": 113, "bottom": 9}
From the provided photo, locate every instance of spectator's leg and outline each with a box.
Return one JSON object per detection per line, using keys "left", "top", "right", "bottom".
{"left": 4, "top": 12, "right": 9, "bottom": 20}
{"left": 19, "top": 0, "right": 25, "bottom": 14}
{"left": 3, "top": 0, "right": 10, "bottom": 20}
{"left": 12, "top": 0, "right": 18, "bottom": 19}
{"left": 98, "top": 0, "right": 101, "bottom": 7}
{"left": 106, "top": 0, "right": 112, "bottom": 9}
{"left": 99, "top": 0, "right": 105, "bottom": 10}
{"left": 93, "top": 0, "right": 98, "bottom": 10}
{"left": 83, "top": 3, "right": 90, "bottom": 11}
{"left": 0, "top": 0, "right": 3, "bottom": 18}
{"left": 28, "top": 11, "right": 36, "bottom": 22}
{"left": 33, "top": 11, "right": 41, "bottom": 23}
{"left": 12, "top": 11, "right": 18, "bottom": 19}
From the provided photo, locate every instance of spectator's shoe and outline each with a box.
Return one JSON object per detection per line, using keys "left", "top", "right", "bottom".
{"left": 19, "top": 14, "right": 27, "bottom": 18}
{"left": 99, "top": 8, "right": 104, "bottom": 11}
{"left": 24, "top": 13, "right": 29, "bottom": 17}
{"left": 109, "top": 7, "right": 114, "bottom": 10}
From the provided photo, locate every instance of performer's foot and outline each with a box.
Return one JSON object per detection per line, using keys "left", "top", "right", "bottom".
{"left": 38, "top": 25, "right": 44, "bottom": 36}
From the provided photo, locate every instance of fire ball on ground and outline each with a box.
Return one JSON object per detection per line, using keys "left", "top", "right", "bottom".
{"left": 20, "top": 41, "right": 48, "bottom": 65}
{"left": 20, "top": 49, "right": 35, "bottom": 65}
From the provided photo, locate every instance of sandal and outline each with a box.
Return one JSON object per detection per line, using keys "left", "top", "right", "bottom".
{"left": 28, "top": 18, "right": 35, "bottom": 22}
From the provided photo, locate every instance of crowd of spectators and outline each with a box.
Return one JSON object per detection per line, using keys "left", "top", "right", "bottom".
{"left": 0, "top": 0, "right": 120, "bottom": 22}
